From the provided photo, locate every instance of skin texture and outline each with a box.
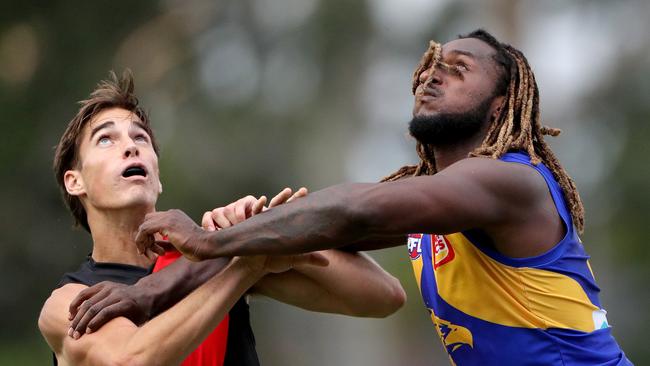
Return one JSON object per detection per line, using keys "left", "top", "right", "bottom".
{"left": 40, "top": 107, "right": 406, "bottom": 364}
{"left": 135, "top": 37, "right": 566, "bottom": 264}
{"left": 66, "top": 256, "right": 231, "bottom": 335}
{"left": 41, "top": 255, "right": 330, "bottom": 366}
{"left": 66, "top": 189, "right": 406, "bottom": 337}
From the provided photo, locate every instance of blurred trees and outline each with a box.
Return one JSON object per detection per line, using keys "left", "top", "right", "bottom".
{"left": 1, "top": 0, "right": 647, "bottom": 364}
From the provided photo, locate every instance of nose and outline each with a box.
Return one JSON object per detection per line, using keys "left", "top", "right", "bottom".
{"left": 124, "top": 142, "right": 139, "bottom": 158}
{"left": 419, "top": 66, "right": 441, "bottom": 86}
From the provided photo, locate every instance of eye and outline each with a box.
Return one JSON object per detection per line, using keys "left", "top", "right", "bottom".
{"left": 134, "top": 134, "right": 149, "bottom": 143}
{"left": 97, "top": 135, "right": 112, "bottom": 146}
{"left": 455, "top": 62, "right": 469, "bottom": 72}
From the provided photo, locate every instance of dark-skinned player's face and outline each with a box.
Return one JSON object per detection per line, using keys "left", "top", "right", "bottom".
{"left": 410, "top": 37, "right": 503, "bottom": 145}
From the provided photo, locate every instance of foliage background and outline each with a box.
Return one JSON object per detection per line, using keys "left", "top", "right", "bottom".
{"left": 1, "top": 0, "right": 648, "bottom": 364}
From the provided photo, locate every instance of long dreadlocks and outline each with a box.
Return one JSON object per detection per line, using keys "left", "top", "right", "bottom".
{"left": 382, "top": 29, "right": 585, "bottom": 233}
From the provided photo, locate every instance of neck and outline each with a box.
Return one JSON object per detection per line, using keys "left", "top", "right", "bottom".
{"left": 86, "top": 206, "right": 155, "bottom": 268}
{"left": 432, "top": 124, "right": 490, "bottom": 171}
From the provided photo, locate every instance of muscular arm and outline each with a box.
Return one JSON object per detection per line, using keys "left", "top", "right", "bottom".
{"left": 251, "top": 249, "right": 406, "bottom": 318}
{"left": 39, "top": 258, "right": 263, "bottom": 366}
{"left": 144, "top": 256, "right": 231, "bottom": 315}
{"left": 139, "top": 157, "right": 543, "bottom": 259}
{"left": 68, "top": 256, "right": 230, "bottom": 336}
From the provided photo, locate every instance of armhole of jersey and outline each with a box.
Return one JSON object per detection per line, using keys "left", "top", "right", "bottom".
{"left": 462, "top": 152, "right": 575, "bottom": 268}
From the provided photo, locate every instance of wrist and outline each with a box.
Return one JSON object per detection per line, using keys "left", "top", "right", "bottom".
{"left": 190, "top": 229, "right": 216, "bottom": 260}
{"left": 231, "top": 257, "right": 267, "bottom": 280}
{"left": 131, "top": 280, "right": 158, "bottom": 319}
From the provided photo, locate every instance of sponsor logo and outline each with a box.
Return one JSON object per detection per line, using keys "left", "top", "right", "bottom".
{"left": 407, "top": 234, "right": 423, "bottom": 260}
{"left": 433, "top": 235, "right": 455, "bottom": 269}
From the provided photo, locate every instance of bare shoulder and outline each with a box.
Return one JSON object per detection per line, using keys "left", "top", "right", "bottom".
{"left": 40, "top": 283, "right": 137, "bottom": 365}
{"left": 38, "top": 284, "right": 88, "bottom": 353}
{"left": 441, "top": 156, "right": 549, "bottom": 202}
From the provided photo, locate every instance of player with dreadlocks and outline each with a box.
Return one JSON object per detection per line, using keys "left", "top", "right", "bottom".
{"left": 385, "top": 31, "right": 584, "bottom": 233}
{"left": 135, "top": 29, "right": 632, "bottom": 365}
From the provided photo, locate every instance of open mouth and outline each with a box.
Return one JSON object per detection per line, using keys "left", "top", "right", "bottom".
{"left": 122, "top": 165, "right": 147, "bottom": 178}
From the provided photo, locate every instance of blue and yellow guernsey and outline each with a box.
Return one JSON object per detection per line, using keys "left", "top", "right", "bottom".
{"left": 407, "top": 152, "right": 632, "bottom": 366}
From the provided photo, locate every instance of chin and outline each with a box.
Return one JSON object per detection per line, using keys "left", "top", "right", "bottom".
{"left": 414, "top": 107, "right": 441, "bottom": 119}
{"left": 110, "top": 191, "right": 158, "bottom": 211}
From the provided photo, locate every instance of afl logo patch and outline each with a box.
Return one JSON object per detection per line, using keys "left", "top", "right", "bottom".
{"left": 407, "top": 234, "right": 423, "bottom": 260}
{"left": 433, "top": 235, "right": 455, "bottom": 269}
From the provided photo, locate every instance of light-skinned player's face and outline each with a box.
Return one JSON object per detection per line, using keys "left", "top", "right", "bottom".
{"left": 64, "top": 107, "right": 162, "bottom": 213}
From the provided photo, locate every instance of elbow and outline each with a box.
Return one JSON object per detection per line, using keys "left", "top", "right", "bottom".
{"left": 348, "top": 277, "right": 407, "bottom": 319}
{"left": 374, "top": 277, "right": 407, "bottom": 318}
{"left": 387, "top": 278, "right": 408, "bottom": 313}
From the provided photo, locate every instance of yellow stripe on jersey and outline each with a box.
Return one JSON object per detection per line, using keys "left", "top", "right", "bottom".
{"left": 432, "top": 233, "right": 598, "bottom": 332}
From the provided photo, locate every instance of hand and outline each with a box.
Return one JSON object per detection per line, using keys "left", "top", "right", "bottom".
{"left": 202, "top": 187, "right": 308, "bottom": 231}
{"left": 136, "top": 209, "right": 207, "bottom": 261}
{"left": 67, "top": 281, "right": 152, "bottom": 339}
{"left": 201, "top": 187, "right": 316, "bottom": 274}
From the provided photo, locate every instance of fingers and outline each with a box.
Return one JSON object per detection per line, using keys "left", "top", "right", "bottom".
{"left": 252, "top": 196, "right": 267, "bottom": 216}
{"left": 149, "top": 242, "right": 167, "bottom": 257}
{"left": 211, "top": 208, "right": 232, "bottom": 229}
{"left": 202, "top": 211, "right": 216, "bottom": 232}
{"left": 153, "top": 240, "right": 175, "bottom": 252}
{"left": 234, "top": 196, "right": 258, "bottom": 222}
{"left": 135, "top": 213, "right": 164, "bottom": 254}
{"left": 68, "top": 284, "right": 104, "bottom": 320}
{"left": 222, "top": 203, "right": 239, "bottom": 227}
{"left": 69, "top": 290, "right": 117, "bottom": 339}
{"left": 210, "top": 195, "right": 265, "bottom": 229}
{"left": 266, "top": 187, "right": 308, "bottom": 211}
{"left": 269, "top": 188, "right": 293, "bottom": 208}
{"left": 86, "top": 302, "right": 136, "bottom": 333}
{"left": 287, "top": 187, "right": 308, "bottom": 202}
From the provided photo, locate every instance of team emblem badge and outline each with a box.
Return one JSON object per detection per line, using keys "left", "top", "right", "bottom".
{"left": 433, "top": 235, "right": 455, "bottom": 269}
{"left": 407, "top": 234, "right": 423, "bottom": 260}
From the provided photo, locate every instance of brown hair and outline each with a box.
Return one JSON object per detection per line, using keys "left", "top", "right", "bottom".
{"left": 53, "top": 70, "right": 159, "bottom": 232}
{"left": 382, "top": 30, "right": 585, "bottom": 233}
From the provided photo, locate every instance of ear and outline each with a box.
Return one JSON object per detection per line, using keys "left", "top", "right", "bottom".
{"left": 64, "top": 170, "right": 86, "bottom": 197}
{"left": 489, "top": 95, "right": 505, "bottom": 121}
{"left": 158, "top": 180, "right": 163, "bottom": 194}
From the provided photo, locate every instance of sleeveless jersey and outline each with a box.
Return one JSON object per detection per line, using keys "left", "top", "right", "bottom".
{"left": 407, "top": 152, "right": 632, "bottom": 366}
{"left": 153, "top": 250, "right": 229, "bottom": 366}
{"left": 55, "top": 253, "right": 259, "bottom": 366}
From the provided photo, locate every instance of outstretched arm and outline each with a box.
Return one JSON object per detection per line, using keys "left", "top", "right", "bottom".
{"left": 202, "top": 190, "right": 406, "bottom": 318}
{"left": 252, "top": 249, "right": 406, "bottom": 318}
{"left": 39, "top": 252, "right": 327, "bottom": 366}
{"left": 136, "top": 158, "right": 536, "bottom": 260}
{"left": 66, "top": 188, "right": 310, "bottom": 338}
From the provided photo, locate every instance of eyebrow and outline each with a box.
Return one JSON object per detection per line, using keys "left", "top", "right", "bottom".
{"left": 446, "top": 49, "right": 477, "bottom": 59}
{"left": 89, "top": 121, "right": 115, "bottom": 140}
{"left": 130, "top": 121, "right": 148, "bottom": 134}
{"left": 89, "top": 120, "right": 149, "bottom": 141}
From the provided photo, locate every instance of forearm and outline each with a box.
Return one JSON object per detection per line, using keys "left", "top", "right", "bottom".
{"left": 339, "top": 235, "right": 406, "bottom": 252}
{"left": 198, "top": 183, "right": 379, "bottom": 258}
{"left": 136, "top": 256, "right": 231, "bottom": 317}
{"left": 121, "top": 259, "right": 263, "bottom": 365}
{"left": 254, "top": 250, "right": 406, "bottom": 317}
